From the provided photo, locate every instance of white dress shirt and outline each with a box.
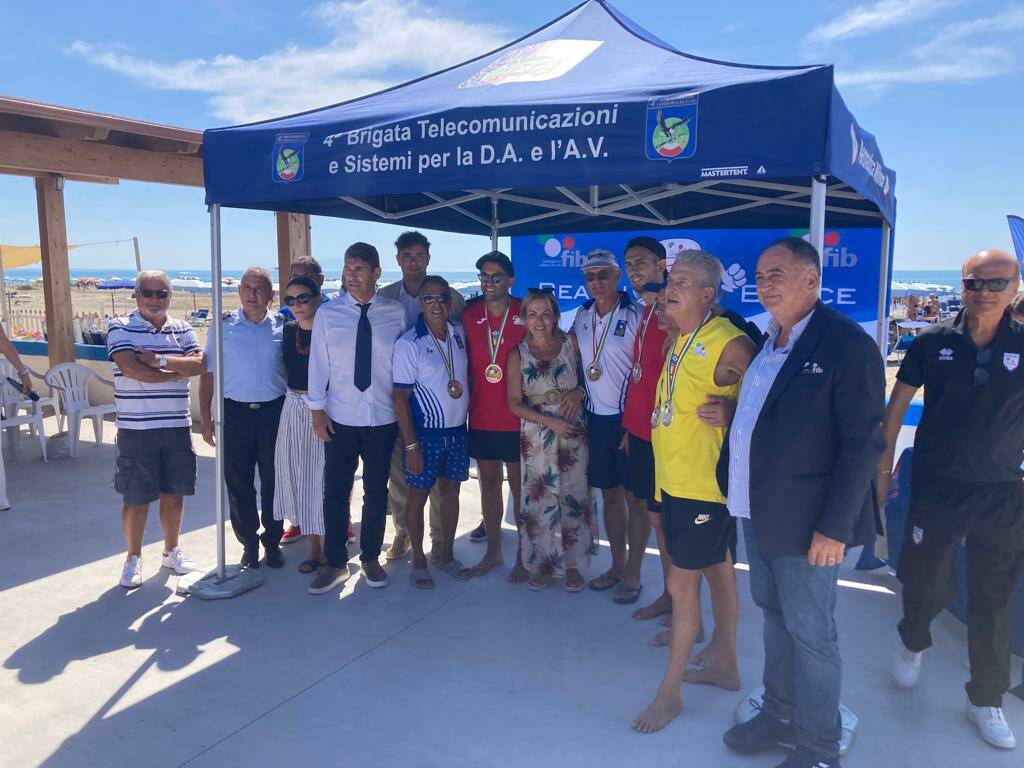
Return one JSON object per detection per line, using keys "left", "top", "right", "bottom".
{"left": 727, "top": 309, "right": 815, "bottom": 518}
{"left": 306, "top": 291, "right": 407, "bottom": 427}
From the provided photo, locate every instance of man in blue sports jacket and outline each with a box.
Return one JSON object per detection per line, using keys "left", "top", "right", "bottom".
{"left": 718, "top": 237, "right": 885, "bottom": 768}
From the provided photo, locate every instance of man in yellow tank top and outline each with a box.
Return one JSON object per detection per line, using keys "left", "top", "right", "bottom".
{"left": 633, "top": 251, "right": 755, "bottom": 734}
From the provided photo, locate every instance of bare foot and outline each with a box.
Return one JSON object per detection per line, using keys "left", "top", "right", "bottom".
{"left": 507, "top": 561, "right": 530, "bottom": 584}
{"left": 649, "top": 629, "right": 671, "bottom": 647}
{"left": 692, "top": 639, "right": 719, "bottom": 668}
{"left": 632, "top": 593, "right": 671, "bottom": 621}
{"left": 683, "top": 663, "right": 741, "bottom": 691}
{"left": 471, "top": 553, "right": 504, "bottom": 576}
{"left": 631, "top": 693, "right": 683, "bottom": 734}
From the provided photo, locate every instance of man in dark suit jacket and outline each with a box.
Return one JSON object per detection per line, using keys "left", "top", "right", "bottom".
{"left": 719, "top": 237, "right": 885, "bottom": 768}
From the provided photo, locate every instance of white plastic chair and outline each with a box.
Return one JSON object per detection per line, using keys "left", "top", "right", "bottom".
{"left": 0, "top": 374, "right": 46, "bottom": 461}
{"left": 0, "top": 359, "right": 62, "bottom": 432}
{"left": 44, "top": 363, "right": 116, "bottom": 457}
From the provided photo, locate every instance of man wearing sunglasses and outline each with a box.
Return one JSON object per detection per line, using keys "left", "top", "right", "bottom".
{"left": 880, "top": 248, "right": 1024, "bottom": 750}
{"left": 570, "top": 248, "right": 642, "bottom": 603}
{"left": 107, "top": 271, "right": 206, "bottom": 588}
{"left": 379, "top": 232, "right": 462, "bottom": 562}
{"left": 200, "top": 267, "right": 287, "bottom": 571}
{"left": 462, "top": 251, "right": 527, "bottom": 578}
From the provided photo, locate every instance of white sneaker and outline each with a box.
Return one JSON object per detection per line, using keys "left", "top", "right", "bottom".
{"left": 891, "top": 645, "right": 922, "bottom": 688}
{"left": 120, "top": 555, "right": 143, "bottom": 588}
{"left": 966, "top": 699, "right": 1016, "bottom": 749}
{"left": 161, "top": 547, "right": 196, "bottom": 575}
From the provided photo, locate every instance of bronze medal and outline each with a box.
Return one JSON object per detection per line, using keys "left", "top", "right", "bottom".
{"left": 447, "top": 379, "right": 464, "bottom": 399}
{"left": 484, "top": 363, "right": 503, "bottom": 384}
{"left": 586, "top": 362, "right": 603, "bottom": 381}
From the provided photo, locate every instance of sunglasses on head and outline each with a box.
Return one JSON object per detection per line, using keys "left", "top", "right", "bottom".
{"left": 478, "top": 272, "right": 508, "bottom": 284}
{"left": 283, "top": 293, "right": 316, "bottom": 307}
{"left": 137, "top": 288, "right": 169, "bottom": 299}
{"left": 963, "top": 277, "right": 1012, "bottom": 292}
{"left": 584, "top": 270, "right": 614, "bottom": 283}
{"left": 421, "top": 293, "right": 451, "bottom": 305}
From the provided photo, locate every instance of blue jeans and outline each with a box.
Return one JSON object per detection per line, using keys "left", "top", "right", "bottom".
{"left": 742, "top": 519, "right": 842, "bottom": 757}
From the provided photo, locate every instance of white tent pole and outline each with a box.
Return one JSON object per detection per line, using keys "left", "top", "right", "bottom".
{"left": 209, "top": 205, "right": 227, "bottom": 580}
{"left": 875, "top": 221, "right": 893, "bottom": 352}
{"left": 490, "top": 196, "right": 499, "bottom": 251}
{"left": 810, "top": 177, "right": 827, "bottom": 299}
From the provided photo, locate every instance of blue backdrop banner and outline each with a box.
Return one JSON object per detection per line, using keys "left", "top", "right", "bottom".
{"left": 511, "top": 227, "right": 884, "bottom": 332}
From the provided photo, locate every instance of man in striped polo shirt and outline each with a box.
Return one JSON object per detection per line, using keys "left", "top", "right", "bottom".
{"left": 107, "top": 270, "right": 206, "bottom": 588}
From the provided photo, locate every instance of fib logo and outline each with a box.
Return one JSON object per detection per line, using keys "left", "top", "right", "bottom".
{"left": 539, "top": 235, "right": 584, "bottom": 268}
{"left": 646, "top": 93, "right": 698, "bottom": 161}
{"left": 799, "top": 230, "right": 858, "bottom": 268}
{"left": 272, "top": 133, "right": 309, "bottom": 184}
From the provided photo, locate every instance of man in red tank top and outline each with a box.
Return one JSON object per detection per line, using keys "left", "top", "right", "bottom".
{"left": 462, "top": 252, "right": 528, "bottom": 579}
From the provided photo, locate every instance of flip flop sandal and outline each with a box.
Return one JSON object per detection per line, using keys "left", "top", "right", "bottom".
{"left": 588, "top": 574, "right": 622, "bottom": 592}
{"left": 438, "top": 559, "right": 473, "bottom": 580}
{"left": 613, "top": 585, "right": 644, "bottom": 605}
{"left": 565, "top": 573, "right": 585, "bottom": 593}
{"left": 409, "top": 568, "right": 435, "bottom": 589}
{"left": 298, "top": 559, "right": 322, "bottom": 574}
{"left": 527, "top": 576, "right": 548, "bottom": 592}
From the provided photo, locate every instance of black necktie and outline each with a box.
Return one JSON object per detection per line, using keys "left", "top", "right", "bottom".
{"left": 354, "top": 302, "right": 372, "bottom": 391}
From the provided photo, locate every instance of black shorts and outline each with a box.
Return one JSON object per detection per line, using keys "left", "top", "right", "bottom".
{"left": 586, "top": 413, "right": 628, "bottom": 490}
{"left": 468, "top": 429, "right": 520, "bottom": 464}
{"left": 624, "top": 432, "right": 656, "bottom": 503}
{"left": 115, "top": 427, "right": 197, "bottom": 506}
{"left": 661, "top": 492, "right": 736, "bottom": 570}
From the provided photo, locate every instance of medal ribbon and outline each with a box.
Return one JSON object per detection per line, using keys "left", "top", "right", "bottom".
{"left": 430, "top": 326, "right": 456, "bottom": 382}
{"left": 591, "top": 301, "right": 618, "bottom": 368}
{"left": 658, "top": 310, "right": 713, "bottom": 412}
{"left": 486, "top": 304, "right": 511, "bottom": 368}
{"left": 635, "top": 304, "right": 656, "bottom": 359}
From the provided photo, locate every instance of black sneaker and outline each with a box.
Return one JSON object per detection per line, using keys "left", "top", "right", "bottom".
{"left": 469, "top": 520, "right": 487, "bottom": 542}
{"left": 723, "top": 712, "right": 796, "bottom": 754}
{"left": 265, "top": 546, "right": 285, "bottom": 569}
{"left": 240, "top": 548, "right": 260, "bottom": 569}
{"left": 772, "top": 747, "right": 840, "bottom": 768}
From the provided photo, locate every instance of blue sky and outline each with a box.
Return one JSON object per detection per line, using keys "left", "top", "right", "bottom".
{"left": 1, "top": 0, "right": 1021, "bottom": 271}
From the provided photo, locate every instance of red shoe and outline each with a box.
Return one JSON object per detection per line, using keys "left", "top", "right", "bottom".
{"left": 281, "top": 525, "right": 304, "bottom": 545}
{"left": 348, "top": 522, "right": 356, "bottom": 543}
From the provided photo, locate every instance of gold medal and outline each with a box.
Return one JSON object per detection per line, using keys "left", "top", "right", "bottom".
{"left": 586, "top": 362, "right": 603, "bottom": 381}
{"left": 661, "top": 401, "right": 673, "bottom": 427}
{"left": 632, "top": 362, "right": 643, "bottom": 383}
{"left": 484, "top": 363, "right": 503, "bottom": 384}
{"left": 588, "top": 302, "right": 616, "bottom": 385}
{"left": 447, "top": 379, "right": 463, "bottom": 399}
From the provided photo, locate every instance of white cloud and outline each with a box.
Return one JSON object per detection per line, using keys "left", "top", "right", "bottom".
{"left": 912, "top": 5, "right": 1024, "bottom": 57}
{"left": 838, "top": 5, "right": 1024, "bottom": 88}
{"left": 837, "top": 44, "right": 1014, "bottom": 86}
{"left": 68, "top": 0, "right": 506, "bottom": 124}
{"left": 806, "top": 0, "right": 961, "bottom": 44}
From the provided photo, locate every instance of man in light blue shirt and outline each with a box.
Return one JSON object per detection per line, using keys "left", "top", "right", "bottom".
{"left": 200, "top": 267, "right": 287, "bottom": 570}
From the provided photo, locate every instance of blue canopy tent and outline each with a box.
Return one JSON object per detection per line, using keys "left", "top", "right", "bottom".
{"left": 197, "top": 0, "right": 896, "bottom": 590}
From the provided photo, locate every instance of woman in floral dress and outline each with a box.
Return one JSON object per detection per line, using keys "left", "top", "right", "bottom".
{"left": 506, "top": 290, "right": 596, "bottom": 591}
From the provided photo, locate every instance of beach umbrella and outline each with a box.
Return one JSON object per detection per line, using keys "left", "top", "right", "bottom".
{"left": 97, "top": 277, "right": 136, "bottom": 314}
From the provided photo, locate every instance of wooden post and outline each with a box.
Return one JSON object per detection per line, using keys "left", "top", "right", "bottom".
{"left": 275, "top": 212, "right": 311, "bottom": 298}
{"left": 35, "top": 174, "right": 76, "bottom": 365}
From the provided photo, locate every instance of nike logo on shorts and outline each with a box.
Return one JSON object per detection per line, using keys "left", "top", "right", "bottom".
{"left": 694, "top": 513, "right": 712, "bottom": 525}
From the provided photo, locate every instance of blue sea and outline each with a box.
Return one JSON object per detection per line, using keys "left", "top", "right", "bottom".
{"left": 891, "top": 269, "right": 961, "bottom": 287}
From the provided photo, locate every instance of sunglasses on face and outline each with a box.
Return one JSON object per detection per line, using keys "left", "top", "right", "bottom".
{"left": 137, "top": 288, "right": 169, "bottom": 299}
{"left": 283, "top": 293, "right": 315, "bottom": 307}
{"left": 421, "top": 294, "right": 451, "bottom": 306}
{"left": 584, "top": 270, "right": 613, "bottom": 283}
{"left": 478, "top": 272, "right": 508, "bottom": 284}
{"left": 963, "top": 277, "right": 1012, "bottom": 292}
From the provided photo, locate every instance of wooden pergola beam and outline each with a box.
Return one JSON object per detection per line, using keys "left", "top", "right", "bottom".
{"left": 0, "top": 166, "right": 119, "bottom": 185}
{"left": 35, "top": 174, "right": 75, "bottom": 366}
{"left": 0, "top": 129, "right": 203, "bottom": 187}
{"left": 275, "top": 212, "right": 312, "bottom": 298}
